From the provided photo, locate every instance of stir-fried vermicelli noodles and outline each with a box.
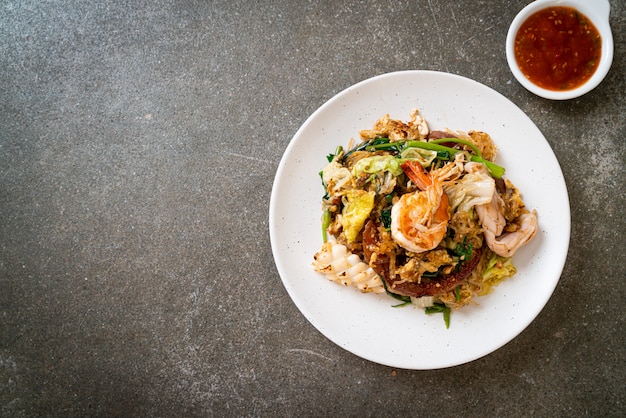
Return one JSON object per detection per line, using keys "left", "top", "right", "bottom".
{"left": 312, "top": 109, "right": 538, "bottom": 327}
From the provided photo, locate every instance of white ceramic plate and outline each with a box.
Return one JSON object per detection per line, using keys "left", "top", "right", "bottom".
{"left": 269, "top": 71, "right": 570, "bottom": 370}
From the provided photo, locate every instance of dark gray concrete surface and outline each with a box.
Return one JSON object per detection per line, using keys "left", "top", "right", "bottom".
{"left": 1, "top": 0, "right": 624, "bottom": 416}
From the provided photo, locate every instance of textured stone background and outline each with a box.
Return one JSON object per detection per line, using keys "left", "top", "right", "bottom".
{"left": 1, "top": 0, "right": 624, "bottom": 416}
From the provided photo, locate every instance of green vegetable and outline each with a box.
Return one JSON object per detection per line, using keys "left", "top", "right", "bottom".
{"left": 327, "top": 145, "right": 343, "bottom": 162}
{"left": 453, "top": 238, "right": 473, "bottom": 261}
{"left": 429, "top": 137, "right": 482, "bottom": 155}
{"left": 437, "top": 150, "right": 451, "bottom": 161}
{"left": 377, "top": 273, "right": 412, "bottom": 306}
{"left": 481, "top": 253, "right": 517, "bottom": 295}
{"left": 425, "top": 302, "right": 451, "bottom": 329}
{"left": 319, "top": 170, "right": 329, "bottom": 199}
{"left": 405, "top": 139, "right": 505, "bottom": 179}
{"left": 362, "top": 139, "right": 398, "bottom": 153}
{"left": 380, "top": 193, "right": 394, "bottom": 229}
{"left": 321, "top": 208, "right": 331, "bottom": 243}
{"left": 341, "top": 138, "right": 391, "bottom": 161}
{"left": 351, "top": 155, "right": 403, "bottom": 178}
{"left": 363, "top": 173, "right": 377, "bottom": 185}
{"left": 399, "top": 147, "right": 438, "bottom": 167}
{"left": 365, "top": 137, "right": 505, "bottom": 178}
{"left": 381, "top": 207, "right": 392, "bottom": 229}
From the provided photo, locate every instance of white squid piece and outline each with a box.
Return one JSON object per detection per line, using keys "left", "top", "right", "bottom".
{"left": 465, "top": 162, "right": 538, "bottom": 258}
{"left": 312, "top": 240, "right": 384, "bottom": 294}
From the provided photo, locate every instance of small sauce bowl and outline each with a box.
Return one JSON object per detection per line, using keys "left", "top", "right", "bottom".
{"left": 506, "top": 0, "right": 614, "bottom": 100}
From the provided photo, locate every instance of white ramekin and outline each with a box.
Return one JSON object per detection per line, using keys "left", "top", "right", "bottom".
{"left": 506, "top": 0, "right": 614, "bottom": 100}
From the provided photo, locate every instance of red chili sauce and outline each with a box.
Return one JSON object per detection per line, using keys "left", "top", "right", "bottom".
{"left": 514, "top": 6, "right": 602, "bottom": 91}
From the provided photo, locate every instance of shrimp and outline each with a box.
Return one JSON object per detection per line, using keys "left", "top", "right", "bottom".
{"left": 390, "top": 161, "right": 450, "bottom": 253}
{"left": 465, "top": 162, "right": 538, "bottom": 257}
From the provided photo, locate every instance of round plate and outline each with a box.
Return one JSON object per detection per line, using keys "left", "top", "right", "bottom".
{"left": 269, "top": 70, "right": 570, "bottom": 370}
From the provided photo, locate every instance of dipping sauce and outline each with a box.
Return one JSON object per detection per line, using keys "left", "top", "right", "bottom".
{"left": 514, "top": 6, "right": 602, "bottom": 91}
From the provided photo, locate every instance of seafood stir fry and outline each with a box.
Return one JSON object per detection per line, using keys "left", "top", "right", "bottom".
{"left": 312, "top": 109, "right": 538, "bottom": 327}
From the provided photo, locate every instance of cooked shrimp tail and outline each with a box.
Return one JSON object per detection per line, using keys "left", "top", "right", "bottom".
{"left": 401, "top": 160, "right": 432, "bottom": 189}
{"left": 390, "top": 161, "right": 450, "bottom": 253}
